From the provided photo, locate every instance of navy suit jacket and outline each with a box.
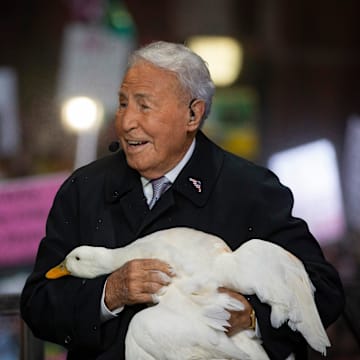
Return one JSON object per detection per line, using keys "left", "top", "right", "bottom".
{"left": 21, "top": 131, "right": 344, "bottom": 360}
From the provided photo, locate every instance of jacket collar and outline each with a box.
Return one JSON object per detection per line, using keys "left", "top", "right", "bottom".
{"left": 104, "top": 151, "right": 141, "bottom": 204}
{"left": 172, "top": 131, "right": 224, "bottom": 207}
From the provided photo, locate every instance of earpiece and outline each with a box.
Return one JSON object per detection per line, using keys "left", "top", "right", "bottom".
{"left": 189, "top": 98, "right": 196, "bottom": 120}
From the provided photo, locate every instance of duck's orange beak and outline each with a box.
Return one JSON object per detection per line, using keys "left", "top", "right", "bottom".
{"left": 45, "top": 261, "right": 71, "bottom": 279}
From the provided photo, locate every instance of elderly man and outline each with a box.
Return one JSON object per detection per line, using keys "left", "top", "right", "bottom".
{"left": 21, "top": 41, "right": 344, "bottom": 359}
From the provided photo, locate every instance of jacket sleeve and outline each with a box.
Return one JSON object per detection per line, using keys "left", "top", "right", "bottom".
{"left": 246, "top": 167, "right": 345, "bottom": 359}
{"left": 20, "top": 174, "right": 125, "bottom": 354}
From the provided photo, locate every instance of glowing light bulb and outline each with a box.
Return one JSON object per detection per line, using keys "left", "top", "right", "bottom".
{"left": 187, "top": 36, "right": 243, "bottom": 87}
{"left": 62, "top": 96, "right": 103, "bottom": 132}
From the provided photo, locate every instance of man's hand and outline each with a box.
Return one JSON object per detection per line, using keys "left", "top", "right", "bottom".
{"left": 218, "top": 287, "right": 255, "bottom": 336}
{"left": 105, "top": 259, "right": 174, "bottom": 311}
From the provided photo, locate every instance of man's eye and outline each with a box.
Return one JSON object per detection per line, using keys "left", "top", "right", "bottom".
{"left": 119, "top": 102, "right": 127, "bottom": 109}
{"left": 140, "top": 104, "right": 150, "bottom": 110}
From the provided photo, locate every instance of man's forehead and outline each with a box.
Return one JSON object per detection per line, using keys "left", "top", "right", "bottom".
{"left": 118, "top": 90, "right": 152, "bottom": 100}
{"left": 119, "top": 78, "right": 180, "bottom": 100}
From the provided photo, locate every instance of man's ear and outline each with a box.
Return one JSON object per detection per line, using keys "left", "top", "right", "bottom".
{"left": 187, "top": 99, "right": 205, "bottom": 131}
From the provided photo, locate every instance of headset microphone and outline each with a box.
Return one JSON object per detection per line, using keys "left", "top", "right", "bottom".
{"left": 108, "top": 141, "right": 120, "bottom": 152}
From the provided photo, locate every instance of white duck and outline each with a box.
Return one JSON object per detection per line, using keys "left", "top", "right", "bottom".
{"left": 46, "top": 227, "right": 330, "bottom": 360}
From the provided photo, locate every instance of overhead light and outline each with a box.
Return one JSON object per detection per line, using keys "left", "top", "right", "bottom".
{"left": 61, "top": 96, "right": 104, "bottom": 169}
{"left": 187, "top": 36, "right": 243, "bottom": 87}
{"left": 61, "top": 96, "right": 103, "bottom": 132}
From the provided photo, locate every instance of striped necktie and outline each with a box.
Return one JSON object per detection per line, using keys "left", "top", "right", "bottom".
{"left": 149, "top": 176, "right": 171, "bottom": 209}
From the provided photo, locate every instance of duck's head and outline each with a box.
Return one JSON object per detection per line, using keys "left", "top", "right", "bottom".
{"left": 46, "top": 245, "right": 113, "bottom": 279}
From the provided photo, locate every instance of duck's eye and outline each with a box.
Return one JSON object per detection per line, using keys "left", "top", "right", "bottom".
{"left": 75, "top": 256, "right": 80, "bottom": 261}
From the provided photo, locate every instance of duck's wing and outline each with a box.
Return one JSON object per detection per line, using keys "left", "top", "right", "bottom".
{"left": 125, "top": 288, "right": 245, "bottom": 359}
{"left": 198, "top": 292, "right": 269, "bottom": 360}
{"left": 215, "top": 239, "right": 330, "bottom": 355}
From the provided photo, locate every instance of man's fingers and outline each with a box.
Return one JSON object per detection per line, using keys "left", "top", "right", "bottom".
{"left": 126, "top": 281, "right": 167, "bottom": 304}
{"left": 137, "top": 259, "right": 175, "bottom": 276}
{"left": 105, "top": 258, "right": 174, "bottom": 309}
{"left": 148, "top": 270, "right": 172, "bottom": 284}
{"left": 217, "top": 287, "right": 254, "bottom": 334}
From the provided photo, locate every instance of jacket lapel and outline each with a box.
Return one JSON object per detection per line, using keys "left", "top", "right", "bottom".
{"left": 173, "top": 131, "right": 224, "bottom": 207}
{"left": 104, "top": 152, "right": 149, "bottom": 234}
{"left": 137, "top": 131, "right": 224, "bottom": 234}
{"left": 135, "top": 190, "right": 175, "bottom": 236}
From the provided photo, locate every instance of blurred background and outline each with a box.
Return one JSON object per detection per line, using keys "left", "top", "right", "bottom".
{"left": 0, "top": 0, "right": 359, "bottom": 359}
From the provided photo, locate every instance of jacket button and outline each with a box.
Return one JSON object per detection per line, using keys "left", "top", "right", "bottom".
{"left": 64, "top": 335, "right": 72, "bottom": 344}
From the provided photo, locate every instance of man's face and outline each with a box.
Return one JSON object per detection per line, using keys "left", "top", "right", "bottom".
{"left": 115, "top": 61, "right": 197, "bottom": 179}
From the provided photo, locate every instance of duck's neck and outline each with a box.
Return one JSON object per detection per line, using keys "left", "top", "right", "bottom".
{"left": 106, "top": 247, "right": 142, "bottom": 272}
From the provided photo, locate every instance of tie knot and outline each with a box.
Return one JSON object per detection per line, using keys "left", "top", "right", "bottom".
{"left": 149, "top": 176, "right": 171, "bottom": 209}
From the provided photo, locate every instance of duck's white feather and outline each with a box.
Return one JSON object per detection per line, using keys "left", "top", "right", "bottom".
{"left": 56, "top": 227, "right": 330, "bottom": 359}
{"left": 215, "top": 240, "right": 330, "bottom": 354}
{"left": 126, "top": 285, "right": 259, "bottom": 360}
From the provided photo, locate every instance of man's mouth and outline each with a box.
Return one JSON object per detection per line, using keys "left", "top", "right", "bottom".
{"left": 127, "top": 140, "right": 148, "bottom": 146}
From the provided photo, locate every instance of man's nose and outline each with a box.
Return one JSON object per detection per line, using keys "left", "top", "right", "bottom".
{"left": 119, "top": 106, "right": 139, "bottom": 131}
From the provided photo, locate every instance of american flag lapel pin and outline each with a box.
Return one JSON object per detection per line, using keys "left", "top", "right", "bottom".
{"left": 189, "top": 177, "right": 202, "bottom": 193}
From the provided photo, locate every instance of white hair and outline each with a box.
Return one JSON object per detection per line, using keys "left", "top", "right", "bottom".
{"left": 128, "top": 41, "right": 215, "bottom": 123}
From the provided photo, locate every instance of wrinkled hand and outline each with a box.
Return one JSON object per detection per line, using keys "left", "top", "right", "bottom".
{"left": 105, "top": 259, "right": 174, "bottom": 311}
{"left": 218, "top": 287, "right": 254, "bottom": 336}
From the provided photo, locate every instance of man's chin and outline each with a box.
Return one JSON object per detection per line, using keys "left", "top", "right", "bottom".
{"left": 126, "top": 158, "right": 154, "bottom": 178}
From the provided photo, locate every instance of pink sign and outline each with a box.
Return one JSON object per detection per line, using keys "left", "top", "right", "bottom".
{"left": 0, "top": 173, "right": 67, "bottom": 266}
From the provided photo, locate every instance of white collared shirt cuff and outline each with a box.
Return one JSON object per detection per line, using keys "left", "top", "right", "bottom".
{"left": 100, "top": 279, "right": 124, "bottom": 323}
